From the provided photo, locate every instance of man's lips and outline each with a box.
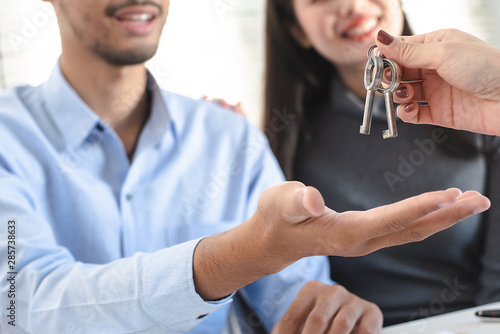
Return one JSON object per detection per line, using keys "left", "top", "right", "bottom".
{"left": 106, "top": 1, "right": 163, "bottom": 18}
{"left": 110, "top": 5, "right": 161, "bottom": 35}
{"left": 113, "top": 5, "right": 160, "bottom": 20}
{"left": 115, "top": 12, "right": 155, "bottom": 25}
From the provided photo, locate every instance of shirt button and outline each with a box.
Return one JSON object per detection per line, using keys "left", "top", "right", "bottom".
{"left": 96, "top": 123, "right": 105, "bottom": 132}
{"left": 125, "top": 193, "right": 134, "bottom": 201}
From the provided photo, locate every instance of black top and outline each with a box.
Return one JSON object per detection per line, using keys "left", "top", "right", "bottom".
{"left": 294, "top": 75, "right": 500, "bottom": 326}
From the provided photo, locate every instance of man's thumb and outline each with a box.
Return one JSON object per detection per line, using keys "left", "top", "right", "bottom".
{"left": 257, "top": 182, "right": 325, "bottom": 223}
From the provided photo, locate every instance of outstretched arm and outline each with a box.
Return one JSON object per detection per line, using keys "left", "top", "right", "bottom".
{"left": 375, "top": 29, "right": 500, "bottom": 136}
{"left": 193, "top": 181, "right": 490, "bottom": 300}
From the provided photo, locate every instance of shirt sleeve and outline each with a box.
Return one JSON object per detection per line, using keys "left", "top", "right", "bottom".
{"left": 237, "top": 129, "right": 336, "bottom": 332}
{"left": 0, "top": 168, "right": 231, "bottom": 333}
{"left": 476, "top": 136, "right": 500, "bottom": 305}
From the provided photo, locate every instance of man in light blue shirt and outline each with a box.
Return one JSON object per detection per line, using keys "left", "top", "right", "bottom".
{"left": 0, "top": 0, "right": 491, "bottom": 333}
{"left": 0, "top": 62, "right": 314, "bottom": 332}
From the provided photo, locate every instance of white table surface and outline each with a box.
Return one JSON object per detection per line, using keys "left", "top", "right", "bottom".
{"left": 381, "top": 302, "right": 500, "bottom": 334}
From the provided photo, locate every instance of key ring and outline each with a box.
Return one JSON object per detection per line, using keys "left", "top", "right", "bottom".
{"left": 367, "top": 44, "right": 385, "bottom": 58}
{"left": 367, "top": 45, "right": 379, "bottom": 58}
{"left": 364, "top": 56, "right": 384, "bottom": 91}
{"left": 378, "top": 59, "right": 401, "bottom": 139}
{"left": 361, "top": 46, "right": 402, "bottom": 139}
{"left": 360, "top": 56, "right": 384, "bottom": 135}
{"left": 377, "top": 59, "right": 401, "bottom": 93}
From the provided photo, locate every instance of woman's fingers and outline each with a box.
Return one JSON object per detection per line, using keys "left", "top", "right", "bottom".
{"left": 397, "top": 103, "right": 432, "bottom": 125}
{"left": 393, "top": 82, "right": 426, "bottom": 103}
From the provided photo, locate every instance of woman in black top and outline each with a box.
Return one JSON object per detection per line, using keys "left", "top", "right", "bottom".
{"left": 263, "top": 0, "right": 500, "bottom": 326}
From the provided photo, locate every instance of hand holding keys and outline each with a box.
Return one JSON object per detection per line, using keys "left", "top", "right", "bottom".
{"left": 360, "top": 45, "right": 402, "bottom": 139}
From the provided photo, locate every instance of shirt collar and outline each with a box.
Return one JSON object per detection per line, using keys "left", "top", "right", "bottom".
{"left": 42, "top": 62, "right": 173, "bottom": 151}
{"left": 135, "top": 73, "right": 171, "bottom": 151}
{"left": 42, "top": 62, "right": 101, "bottom": 151}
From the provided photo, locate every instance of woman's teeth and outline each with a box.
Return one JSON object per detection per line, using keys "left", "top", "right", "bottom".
{"left": 344, "top": 19, "right": 378, "bottom": 38}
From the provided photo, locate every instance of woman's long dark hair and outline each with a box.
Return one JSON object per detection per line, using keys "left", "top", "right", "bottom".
{"left": 263, "top": 0, "right": 414, "bottom": 178}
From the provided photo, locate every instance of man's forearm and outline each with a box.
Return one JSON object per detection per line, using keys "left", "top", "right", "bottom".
{"left": 192, "top": 217, "right": 294, "bottom": 301}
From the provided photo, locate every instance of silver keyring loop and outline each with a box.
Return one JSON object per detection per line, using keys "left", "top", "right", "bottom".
{"left": 364, "top": 56, "right": 383, "bottom": 91}
{"left": 377, "top": 59, "right": 401, "bottom": 93}
{"left": 367, "top": 45, "right": 378, "bottom": 58}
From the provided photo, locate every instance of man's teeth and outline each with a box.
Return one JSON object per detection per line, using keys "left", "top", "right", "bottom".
{"left": 118, "top": 14, "right": 153, "bottom": 23}
{"left": 344, "top": 19, "right": 378, "bottom": 38}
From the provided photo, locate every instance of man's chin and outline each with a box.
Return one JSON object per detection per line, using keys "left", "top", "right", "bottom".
{"left": 94, "top": 44, "right": 159, "bottom": 66}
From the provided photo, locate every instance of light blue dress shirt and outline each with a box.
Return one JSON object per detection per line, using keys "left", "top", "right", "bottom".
{"left": 0, "top": 64, "right": 332, "bottom": 333}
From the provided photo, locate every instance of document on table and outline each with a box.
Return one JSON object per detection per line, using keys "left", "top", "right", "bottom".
{"left": 381, "top": 301, "right": 500, "bottom": 334}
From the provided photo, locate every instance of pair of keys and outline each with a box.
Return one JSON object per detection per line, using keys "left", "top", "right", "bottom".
{"left": 359, "top": 45, "right": 402, "bottom": 139}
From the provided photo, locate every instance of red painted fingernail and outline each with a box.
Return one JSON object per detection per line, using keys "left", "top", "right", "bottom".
{"left": 404, "top": 103, "right": 415, "bottom": 112}
{"left": 396, "top": 86, "right": 409, "bottom": 98}
{"left": 378, "top": 30, "right": 395, "bottom": 45}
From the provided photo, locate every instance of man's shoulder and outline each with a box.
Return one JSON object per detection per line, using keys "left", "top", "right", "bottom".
{"left": 160, "top": 89, "right": 265, "bottom": 142}
{"left": 0, "top": 85, "right": 49, "bottom": 154}
{"left": 161, "top": 89, "right": 245, "bottom": 123}
{"left": 0, "top": 85, "right": 40, "bottom": 120}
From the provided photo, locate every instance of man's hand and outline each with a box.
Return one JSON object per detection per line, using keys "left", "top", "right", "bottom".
{"left": 193, "top": 182, "right": 490, "bottom": 301}
{"left": 375, "top": 29, "right": 500, "bottom": 136}
{"left": 254, "top": 182, "right": 490, "bottom": 263}
{"left": 272, "top": 281, "right": 382, "bottom": 334}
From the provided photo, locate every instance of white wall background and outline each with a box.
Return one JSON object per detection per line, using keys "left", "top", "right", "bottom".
{"left": 0, "top": 1, "right": 61, "bottom": 89}
{"left": 402, "top": 0, "right": 500, "bottom": 47}
{"left": 148, "top": 0, "right": 266, "bottom": 125}
{"left": 0, "top": 0, "right": 499, "bottom": 126}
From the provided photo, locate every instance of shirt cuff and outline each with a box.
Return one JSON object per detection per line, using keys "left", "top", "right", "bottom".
{"left": 140, "top": 238, "right": 233, "bottom": 332}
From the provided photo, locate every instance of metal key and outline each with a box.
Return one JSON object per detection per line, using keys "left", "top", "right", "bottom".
{"left": 360, "top": 55, "right": 383, "bottom": 135}
{"left": 379, "top": 58, "right": 402, "bottom": 139}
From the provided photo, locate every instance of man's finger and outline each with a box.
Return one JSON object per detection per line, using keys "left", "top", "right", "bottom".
{"left": 366, "top": 192, "right": 490, "bottom": 251}
{"left": 258, "top": 182, "right": 324, "bottom": 223}
{"left": 361, "top": 189, "right": 459, "bottom": 240}
{"left": 301, "top": 286, "right": 346, "bottom": 333}
{"left": 276, "top": 182, "right": 324, "bottom": 223}
{"left": 327, "top": 302, "right": 362, "bottom": 334}
{"left": 355, "top": 305, "right": 384, "bottom": 334}
{"left": 275, "top": 281, "right": 319, "bottom": 333}
{"left": 303, "top": 186, "right": 326, "bottom": 217}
